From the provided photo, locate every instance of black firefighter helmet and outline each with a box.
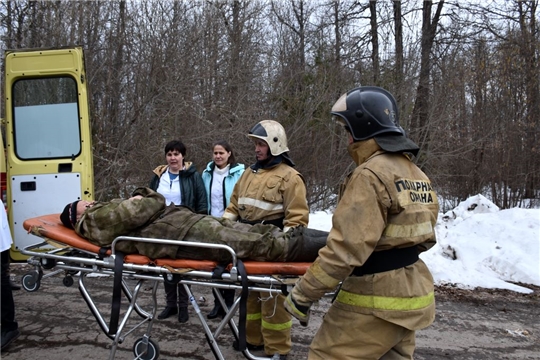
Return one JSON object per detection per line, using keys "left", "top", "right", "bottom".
{"left": 331, "top": 86, "right": 419, "bottom": 156}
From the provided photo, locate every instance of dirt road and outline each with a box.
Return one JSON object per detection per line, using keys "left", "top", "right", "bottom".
{"left": 2, "top": 263, "right": 539, "bottom": 360}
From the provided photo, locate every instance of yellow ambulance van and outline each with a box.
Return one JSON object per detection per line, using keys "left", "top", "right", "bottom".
{"left": 2, "top": 47, "right": 94, "bottom": 260}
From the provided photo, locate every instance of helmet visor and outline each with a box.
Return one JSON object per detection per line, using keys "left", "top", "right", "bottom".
{"left": 248, "top": 122, "right": 267, "bottom": 137}
{"left": 332, "top": 115, "right": 351, "bottom": 133}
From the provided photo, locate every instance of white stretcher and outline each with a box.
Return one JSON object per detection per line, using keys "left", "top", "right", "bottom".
{"left": 21, "top": 214, "right": 311, "bottom": 360}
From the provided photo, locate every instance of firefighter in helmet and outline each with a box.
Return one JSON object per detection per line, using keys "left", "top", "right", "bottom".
{"left": 224, "top": 120, "right": 309, "bottom": 359}
{"left": 284, "top": 86, "right": 439, "bottom": 359}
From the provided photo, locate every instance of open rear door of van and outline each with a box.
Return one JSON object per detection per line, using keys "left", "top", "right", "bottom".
{"left": 3, "top": 47, "right": 94, "bottom": 260}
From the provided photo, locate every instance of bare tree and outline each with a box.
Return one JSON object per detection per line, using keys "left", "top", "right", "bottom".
{"left": 369, "top": 0, "right": 380, "bottom": 84}
{"left": 393, "top": 0, "right": 404, "bottom": 102}
{"left": 1, "top": 0, "right": 537, "bottom": 209}
{"left": 410, "top": 1, "right": 445, "bottom": 157}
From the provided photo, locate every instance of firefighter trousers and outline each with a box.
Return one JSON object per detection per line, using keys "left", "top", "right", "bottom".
{"left": 246, "top": 291, "right": 292, "bottom": 355}
{"left": 309, "top": 304, "right": 416, "bottom": 360}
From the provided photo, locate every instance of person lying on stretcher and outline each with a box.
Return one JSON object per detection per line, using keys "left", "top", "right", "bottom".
{"left": 60, "top": 187, "right": 328, "bottom": 263}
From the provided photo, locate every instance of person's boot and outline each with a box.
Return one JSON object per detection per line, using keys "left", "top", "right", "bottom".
{"left": 223, "top": 289, "right": 235, "bottom": 311}
{"left": 178, "top": 307, "right": 189, "bottom": 323}
{"left": 232, "top": 340, "right": 264, "bottom": 352}
{"left": 9, "top": 278, "right": 20, "bottom": 291}
{"left": 1, "top": 329, "right": 20, "bottom": 351}
{"left": 286, "top": 226, "right": 328, "bottom": 262}
{"left": 208, "top": 289, "right": 236, "bottom": 319}
{"left": 207, "top": 302, "right": 224, "bottom": 320}
{"left": 157, "top": 306, "right": 178, "bottom": 320}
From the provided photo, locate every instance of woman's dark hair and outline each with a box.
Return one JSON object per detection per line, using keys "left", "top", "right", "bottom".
{"left": 165, "top": 140, "right": 186, "bottom": 157}
{"left": 213, "top": 140, "right": 235, "bottom": 165}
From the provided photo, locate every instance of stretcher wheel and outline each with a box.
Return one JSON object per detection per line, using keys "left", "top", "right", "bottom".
{"left": 62, "top": 276, "right": 74, "bottom": 287}
{"left": 22, "top": 271, "right": 41, "bottom": 292}
{"left": 133, "top": 338, "right": 159, "bottom": 360}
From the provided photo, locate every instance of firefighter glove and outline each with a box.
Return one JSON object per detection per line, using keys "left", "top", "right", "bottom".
{"left": 284, "top": 292, "right": 311, "bottom": 327}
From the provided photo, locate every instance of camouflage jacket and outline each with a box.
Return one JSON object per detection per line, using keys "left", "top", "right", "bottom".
{"left": 75, "top": 187, "right": 205, "bottom": 258}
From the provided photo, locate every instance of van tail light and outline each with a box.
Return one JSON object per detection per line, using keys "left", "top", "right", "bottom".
{"left": 1, "top": 171, "right": 6, "bottom": 208}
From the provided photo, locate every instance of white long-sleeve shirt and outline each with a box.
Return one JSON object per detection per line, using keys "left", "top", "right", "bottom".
{"left": 156, "top": 170, "right": 182, "bottom": 206}
{"left": 1, "top": 207, "right": 13, "bottom": 252}
{"left": 210, "top": 165, "right": 230, "bottom": 217}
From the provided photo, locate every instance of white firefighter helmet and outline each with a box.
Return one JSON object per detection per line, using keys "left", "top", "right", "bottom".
{"left": 247, "top": 120, "right": 290, "bottom": 156}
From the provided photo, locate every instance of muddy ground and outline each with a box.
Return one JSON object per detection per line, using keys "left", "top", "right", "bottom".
{"left": 2, "top": 262, "right": 539, "bottom": 360}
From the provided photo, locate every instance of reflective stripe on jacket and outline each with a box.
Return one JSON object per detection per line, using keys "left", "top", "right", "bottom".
{"left": 293, "top": 139, "right": 438, "bottom": 330}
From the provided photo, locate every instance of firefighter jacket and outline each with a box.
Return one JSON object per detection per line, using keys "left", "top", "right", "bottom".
{"left": 292, "top": 138, "right": 439, "bottom": 330}
{"left": 223, "top": 159, "right": 309, "bottom": 232}
{"left": 149, "top": 161, "right": 207, "bottom": 214}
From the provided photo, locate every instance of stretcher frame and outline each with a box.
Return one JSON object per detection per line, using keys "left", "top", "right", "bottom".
{"left": 21, "top": 214, "right": 311, "bottom": 360}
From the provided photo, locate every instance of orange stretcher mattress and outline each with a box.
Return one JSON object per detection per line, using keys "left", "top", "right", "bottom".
{"left": 23, "top": 214, "right": 311, "bottom": 276}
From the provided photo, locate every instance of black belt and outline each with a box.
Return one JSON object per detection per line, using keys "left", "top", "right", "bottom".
{"left": 239, "top": 217, "right": 284, "bottom": 230}
{"left": 352, "top": 246, "right": 419, "bottom": 276}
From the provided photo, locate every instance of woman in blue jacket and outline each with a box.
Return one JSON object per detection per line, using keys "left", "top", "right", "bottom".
{"left": 150, "top": 139, "right": 207, "bottom": 323}
{"left": 202, "top": 140, "right": 245, "bottom": 319}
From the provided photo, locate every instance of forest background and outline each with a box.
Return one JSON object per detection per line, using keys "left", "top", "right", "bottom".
{"left": 0, "top": 0, "right": 538, "bottom": 212}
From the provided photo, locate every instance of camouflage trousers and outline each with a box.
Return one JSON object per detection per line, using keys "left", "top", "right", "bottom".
{"left": 178, "top": 217, "right": 292, "bottom": 263}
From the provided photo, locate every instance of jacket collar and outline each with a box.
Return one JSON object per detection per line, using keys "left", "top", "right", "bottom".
{"left": 213, "top": 164, "right": 230, "bottom": 176}
{"left": 250, "top": 155, "right": 282, "bottom": 171}
{"left": 347, "top": 138, "right": 384, "bottom": 165}
{"left": 153, "top": 161, "right": 193, "bottom": 177}
{"left": 205, "top": 161, "right": 243, "bottom": 174}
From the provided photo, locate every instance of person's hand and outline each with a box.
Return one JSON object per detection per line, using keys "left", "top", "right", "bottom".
{"left": 284, "top": 292, "right": 311, "bottom": 327}
{"left": 130, "top": 195, "right": 143, "bottom": 200}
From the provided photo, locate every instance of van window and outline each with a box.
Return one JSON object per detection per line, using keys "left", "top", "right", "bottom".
{"left": 12, "top": 77, "right": 81, "bottom": 160}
